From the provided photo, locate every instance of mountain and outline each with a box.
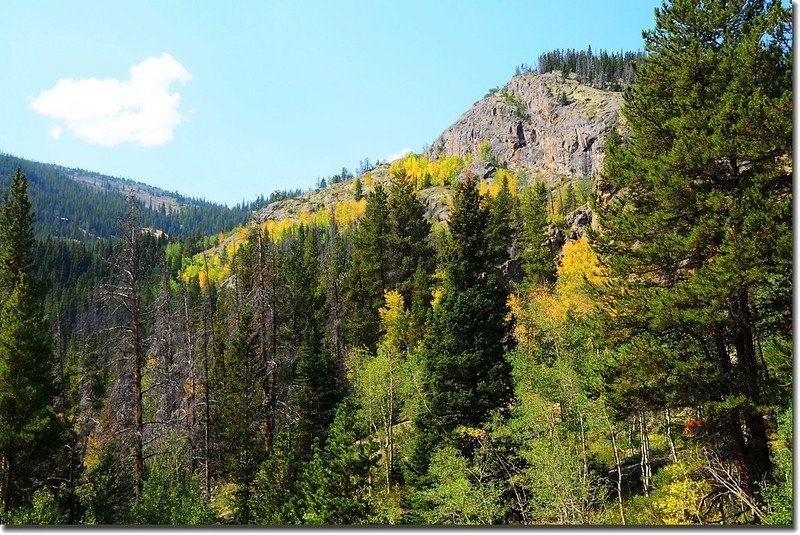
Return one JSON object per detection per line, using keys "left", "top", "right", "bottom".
{"left": 248, "top": 71, "right": 623, "bottom": 241}
{"left": 0, "top": 153, "right": 251, "bottom": 240}
{"left": 427, "top": 71, "right": 621, "bottom": 179}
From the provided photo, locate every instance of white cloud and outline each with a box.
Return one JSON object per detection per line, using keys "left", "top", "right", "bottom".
{"left": 382, "top": 147, "right": 412, "bottom": 163}
{"left": 30, "top": 53, "right": 192, "bottom": 147}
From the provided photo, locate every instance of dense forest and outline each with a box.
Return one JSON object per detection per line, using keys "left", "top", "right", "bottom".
{"left": 0, "top": 0, "right": 792, "bottom": 526}
{"left": 0, "top": 154, "right": 252, "bottom": 240}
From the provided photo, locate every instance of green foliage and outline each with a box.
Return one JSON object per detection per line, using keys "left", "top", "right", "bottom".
{"left": 249, "top": 436, "right": 304, "bottom": 525}
{"left": 477, "top": 139, "right": 495, "bottom": 165}
{"left": 413, "top": 176, "right": 513, "bottom": 475}
{"left": 211, "top": 314, "right": 265, "bottom": 523}
{"left": 79, "top": 443, "right": 132, "bottom": 525}
{"left": 518, "top": 182, "right": 555, "bottom": 285}
{"left": 536, "top": 47, "right": 644, "bottom": 90}
{"left": 299, "top": 402, "right": 376, "bottom": 524}
{"left": 4, "top": 488, "right": 67, "bottom": 526}
{"left": 128, "top": 467, "right": 217, "bottom": 525}
{"left": 0, "top": 170, "right": 61, "bottom": 518}
{"left": 420, "top": 445, "right": 506, "bottom": 525}
{"left": 344, "top": 184, "right": 390, "bottom": 351}
{"left": 591, "top": 0, "right": 791, "bottom": 495}
{"left": 0, "top": 154, "right": 250, "bottom": 241}
{"left": 761, "top": 407, "right": 792, "bottom": 525}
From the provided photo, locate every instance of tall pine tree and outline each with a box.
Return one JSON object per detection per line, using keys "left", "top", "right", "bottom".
{"left": 412, "top": 175, "right": 514, "bottom": 475}
{"left": 0, "top": 169, "right": 59, "bottom": 516}
{"left": 591, "top": 0, "right": 791, "bottom": 504}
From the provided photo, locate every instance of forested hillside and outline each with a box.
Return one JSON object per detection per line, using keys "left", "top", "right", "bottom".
{"left": 0, "top": 154, "right": 251, "bottom": 240}
{"left": 0, "top": 0, "right": 792, "bottom": 526}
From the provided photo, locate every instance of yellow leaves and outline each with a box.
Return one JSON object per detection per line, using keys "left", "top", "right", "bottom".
{"left": 183, "top": 380, "right": 204, "bottom": 401}
{"left": 456, "top": 425, "right": 488, "bottom": 440}
{"left": 554, "top": 237, "right": 608, "bottom": 315}
{"left": 362, "top": 171, "right": 375, "bottom": 188}
{"left": 379, "top": 289, "right": 405, "bottom": 325}
{"left": 478, "top": 168, "right": 518, "bottom": 198}
{"left": 379, "top": 289, "right": 407, "bottom": 350}
{"left": 651, "top": 461, "right": 709, "bottom": 525}
{"left": 83, "top": 434, "right": 100, "bottom": 470}
{"left": 180, "top": 250, "right": 231, "bottom": 288}
{"left": 333, "top": 198, "right": 367, "bottom": 228}
{"left": 430, "top": 287, "right": 443, "bottom": 309}
{"left": 388, "top": 153, "right": 466, "bottom": 189}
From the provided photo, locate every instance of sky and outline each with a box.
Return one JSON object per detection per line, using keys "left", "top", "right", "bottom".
{"left": 1, "top": 1, "right": 661, "bottom": 206}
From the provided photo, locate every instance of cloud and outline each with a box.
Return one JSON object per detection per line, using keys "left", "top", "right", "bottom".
{"left": 382, "top": 147, "right": 412, "bottom": 163}
{"left": 48, "top": 125, "right": 63, "bottom": 139}
{"left": 30, "top": 53, "right": 192, "bottom": 147}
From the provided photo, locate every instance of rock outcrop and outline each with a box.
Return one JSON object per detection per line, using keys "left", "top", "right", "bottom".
{"left": 426, "top": 72, "right": 622, "bottom": 181}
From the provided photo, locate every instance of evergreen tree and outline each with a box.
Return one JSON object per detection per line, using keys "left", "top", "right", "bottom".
{"left": 299, "top": 402, "right": 376, "bottom": 524}
{"left": 486, "top": 174, "right": 518, "bottom": 266}
{"left": 212, "top": 312, "right": 265, "bottom": 523}
{"left": 0, "top": 169, "right": 59, "bottom": 517}
{"left": 591, "top": 0, "right": 791, "bottom": 504}
{"left": 386, "top": 170, "right": 435, "bottom": 312}
{"left": 344, "top": 185, "right": 390, "bottom": 351}
{"left": 412, "top": 176, "right": 514, "bottom": 475}
{"left": 519, "top": 182, "right": 555, "bottom": 285}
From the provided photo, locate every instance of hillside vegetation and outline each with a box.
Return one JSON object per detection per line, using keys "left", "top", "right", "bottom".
{"left": 0, "top": 1, "right": 792, "bottom": 526}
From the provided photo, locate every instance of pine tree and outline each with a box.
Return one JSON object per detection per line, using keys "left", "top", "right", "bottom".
{"left": 519, "top": 182, "right": 555, "bottom": 285}
{"left": 0, "top": 169, "right": 36, "bottom": 299}
{"left": 386, "top": 170, "right": 434, "bottom": 312}
{"left": 299, "top": 402, "right": 376, "bottom": 524}
{"left": 0, "top": 169, "right": 59, "bottom": 516}
{"left": 486, "top": 173, "right": 518, "bottom": 266}
{"left": 412, "top": 176, "right": 514, "bottom": 475}
{"left": 591, "top": 0, "right": 791, "bottom": 504}
{"left": 344, "top": 184, "right": 390, "bottom": 351}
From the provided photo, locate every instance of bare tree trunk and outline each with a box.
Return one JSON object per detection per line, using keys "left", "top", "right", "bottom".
{"left": 182, "top": 284, "right": 196, "bottom": 474}
{"left": 604, "top": 409, "right": 626, "bottom": 525}
{"left": 578, "top": 412, "right": 590, "bottom": 521}
{"left": 639, "top": 411, "right": 652, "bottom": 497}
{"left": 665, "top": 408, "right": 677, "bottom": 463}
{"left": 201, "top": 254, "right": 215, "bottom": 498}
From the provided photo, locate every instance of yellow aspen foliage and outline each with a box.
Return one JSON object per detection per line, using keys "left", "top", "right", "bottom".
{"left": 362, "top": 171, "right": 374, "bottom": 188}
{"left": 217, "top": 231, "right": 225, "bottom": 243}
{"left": 456, "top": 425, "right": 488, "bottom": 440}
{"left": 298, "top": 209, "right": 309, "bottom": 225}
{"left": 554, "top": 237, "right": 608, "bottom": 314}
{"left": 379, "top": 289, "right": 408, "bottom": 349}
{"left": 389, "top": 152, "right": 467, "bottom": 189}
{"left": 651, "top": 461, "right": 709, "bottom": 525}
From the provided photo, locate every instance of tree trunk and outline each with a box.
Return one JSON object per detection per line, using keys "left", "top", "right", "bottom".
{"left": 665, "top": 408, "right": 677, "bottom": 463}
{"left": 639, "top": 411, "right": 651, "bottom": 497}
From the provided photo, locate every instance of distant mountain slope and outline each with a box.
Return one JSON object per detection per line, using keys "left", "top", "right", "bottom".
{"left": 0, "top": 153, "right": 251, "bottom": 240}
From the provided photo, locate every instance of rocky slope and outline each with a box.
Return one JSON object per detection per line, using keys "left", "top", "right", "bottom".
{"left": 426, "top": 72, "right": 622, "bottom": 180}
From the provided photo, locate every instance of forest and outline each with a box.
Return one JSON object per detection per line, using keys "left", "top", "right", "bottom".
{"left": 0, "top": 0, "right": 792, "bottom": 526}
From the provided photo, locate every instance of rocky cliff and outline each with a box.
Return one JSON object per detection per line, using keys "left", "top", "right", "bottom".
{"left": 426, "top": 72, "right": 622, "bottom": 180}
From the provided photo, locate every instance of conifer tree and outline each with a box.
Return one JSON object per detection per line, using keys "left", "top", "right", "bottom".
{"left": 591, "top": 0, "right": 791, "bottom": 502}
{"left": 344, "top": 184, "right": 390, "bottom": 351}
{"left": 0, "top": 169, "right": 59, "bottom": 516}
{"left": 412, "top": 175, "right": 514, "bottom": 474}
{"left": 486, "top": 174, "right": 518, "bottom": 266}
{"left": 386, "top": 170, "right": 434, "bottom": 313}
{"left": 519, "top": 182, "right": 555, "bottom": 285}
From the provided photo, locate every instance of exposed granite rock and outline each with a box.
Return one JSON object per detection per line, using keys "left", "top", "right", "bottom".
{"left": 426, "top": 72, "right": 622, "bottom": 182}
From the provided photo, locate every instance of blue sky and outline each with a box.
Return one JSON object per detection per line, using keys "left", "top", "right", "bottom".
{"left": 1, "top": 1, "right": 661, "bottom": 206}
